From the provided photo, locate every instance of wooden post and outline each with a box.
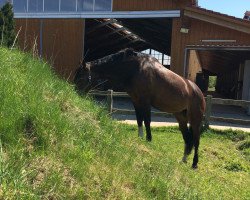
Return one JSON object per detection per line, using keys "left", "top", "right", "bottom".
{"left": 107, "top": 89, "right": 113, "bottom": 113}
{"left": 204, "top": 95, "right": 212, "bottom": 129}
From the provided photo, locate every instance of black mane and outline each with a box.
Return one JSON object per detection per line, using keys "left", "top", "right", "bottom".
{"left": 86, "top": 48, "right": 148, "bottom": 90}
{"left": 88, "top": 48, "right": 145, "bottom": 67}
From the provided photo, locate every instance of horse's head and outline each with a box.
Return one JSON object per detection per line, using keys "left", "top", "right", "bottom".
{"left": 74, "top": 61, "right": 93, "bottom": 94}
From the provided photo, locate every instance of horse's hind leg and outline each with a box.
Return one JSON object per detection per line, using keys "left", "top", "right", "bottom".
{"left": 174, "top": 111, "right": 193, "bottom": 163}
{"left": 189, "top": 108, "right": 203, "bottom": 169}
{"left": 192, "top": 126, "right": 200, "bottom": 169}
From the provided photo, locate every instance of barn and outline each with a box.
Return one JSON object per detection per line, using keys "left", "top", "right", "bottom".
{"left": 1, "top": 0, "right": 250, "bottom": 102}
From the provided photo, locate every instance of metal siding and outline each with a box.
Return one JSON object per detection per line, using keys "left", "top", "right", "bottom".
{"left": 15, "top": 18, "right": 84, "bottom": 81}
{"left": 170, "top": 18, "right": 183, "bottom": 75}
{"left": 42, "top": 19, "right": 84, "bottom": 80}
{"left": 15, "top": 19, "right": 41, "bottom": 54}
{"left": 113, "top": 0, "right": 193, "bottom": 11}
{"left": 188, "top": 19, "right": 250, "bottom": 44}
{"left": 171, "top": 18, "right": 250, "bottom": 76}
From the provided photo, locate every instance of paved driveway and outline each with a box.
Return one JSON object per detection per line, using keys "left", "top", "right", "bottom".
{"left": 110, "top": 98, "right": 250, "bottom": 132}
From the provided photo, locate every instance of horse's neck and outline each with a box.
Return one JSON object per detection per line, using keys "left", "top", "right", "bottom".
{"left": 90, "top": 58, "right": 139, "bottom": 90}
{"left": 91, "top": 63, "right": 118, "bottom": 79}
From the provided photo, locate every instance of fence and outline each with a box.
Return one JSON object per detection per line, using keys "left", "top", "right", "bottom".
{"left": 89, "top": 90, "right": 250, "bottom": 127}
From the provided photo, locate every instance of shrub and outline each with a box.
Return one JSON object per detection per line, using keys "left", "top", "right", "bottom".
{"left": 0, "top": 2, "right": 15, "bottom": 47}
{"left": 208, "top": 76, "right": 217, "bottom": 89}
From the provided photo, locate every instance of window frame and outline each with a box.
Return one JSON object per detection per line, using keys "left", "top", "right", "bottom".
{"left": 93, "top": 0, "right": 112, "bottom": 12}
{"left": 11, "top": 0, "right": 113, "bottom": 13}
{"left": 142, "top": 49, "right": 171, "bottom": 66}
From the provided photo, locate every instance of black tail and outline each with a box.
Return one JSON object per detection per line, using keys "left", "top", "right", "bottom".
{"left": 186, "top": 127, "right": 194, "bottom": 155}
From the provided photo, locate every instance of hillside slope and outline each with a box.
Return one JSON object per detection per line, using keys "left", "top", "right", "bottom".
{"left": 0, "top": 48, "right": 249, "bottom": 199}
{"left": 0, "top": 47, "right": 130, "bottom": 199}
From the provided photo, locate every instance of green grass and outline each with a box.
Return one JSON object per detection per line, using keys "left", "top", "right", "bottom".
{"left": 0, "top": 47, "right": 250, "bottom": 199}
{"left": 208, "top": 76, "right": 217, "bottom": 91}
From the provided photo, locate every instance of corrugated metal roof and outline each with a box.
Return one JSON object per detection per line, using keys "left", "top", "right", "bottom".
{"left": 84, "top": 19, "right": 151, "bottom": 61}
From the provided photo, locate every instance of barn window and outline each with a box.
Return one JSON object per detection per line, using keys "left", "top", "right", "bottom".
{"left": 28, "top": 0, "right": 43, "bottom": 12}
{"left": 13, "top": 0, "right": 27, "bottom": 12}
{"left": 77, "top": 0, "right": 94, "bottom": 12}
{"left": 44, "top": 0, "right": 59, "bottom": 12}
{"left": 61, "top": 0, "right": 76, "bottom": 12}
{"left": 95, "top": 0, "right": 112, "bottom": 11}
{"left": 142, "top": 49, "right": 171, "bottom": 67}
{"left": 11, "top": 0, "right": 113, "bottom": 13}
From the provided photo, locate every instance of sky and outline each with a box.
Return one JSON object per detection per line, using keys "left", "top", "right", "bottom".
{"left": 198, "top": 0, "right": 250, "bottom": 18}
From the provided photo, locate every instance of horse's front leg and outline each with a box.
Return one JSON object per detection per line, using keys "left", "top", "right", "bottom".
{"left": 143, "top": 107, "right": 152, "bottom": 141}
{"left": 134, "top": 107, "right": 144, "bottom": 138}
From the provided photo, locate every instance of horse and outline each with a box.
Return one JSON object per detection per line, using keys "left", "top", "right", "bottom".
{"left": 74, "top": 48, "right": 206, "bottom": 168}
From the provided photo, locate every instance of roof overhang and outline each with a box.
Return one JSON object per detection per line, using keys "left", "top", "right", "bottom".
{"left": 84, "top": 18, "right": 149, "bottom": 60}
{"left": 84, "top": 17, "right": 173, "bottom": 61}
{"left": 14, "top": 10, "right": 180, "bottom": 19}
{"left": 117, "top": 18, "right": 172, "bottom": 55}
{"left": 184, "top": 7, "right": 250, "bottom": 34}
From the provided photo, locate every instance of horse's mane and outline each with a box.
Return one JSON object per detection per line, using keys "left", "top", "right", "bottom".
{"left": 88, "top": 48, "right": 146, "bottom": 67}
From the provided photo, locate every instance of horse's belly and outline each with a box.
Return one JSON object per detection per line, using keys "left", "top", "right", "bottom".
{"left": 151, "top": 97, "right": 188, "bottom": 113}
{"left": 150, "top": 82, "right": 189, "bottom": 113}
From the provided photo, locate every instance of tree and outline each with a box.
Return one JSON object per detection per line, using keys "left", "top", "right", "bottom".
{"left": 0, "top": 2, "right": 15, "bottom": 47}
{"left": 0, "top": 8, "right": 4, "bottom": 45}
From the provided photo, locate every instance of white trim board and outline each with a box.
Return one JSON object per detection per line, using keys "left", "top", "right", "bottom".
{"left": 14, "top": 10, "right": 180, "bottom": 19}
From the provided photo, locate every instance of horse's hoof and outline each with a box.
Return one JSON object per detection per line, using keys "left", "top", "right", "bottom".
{"left": 182, "top": 156, "right": 187, "bottom": 163}
{"left": 192, "top": 164, "right": 198, "bottom": 169}
{"left": 179, "top": 160, "right": 187, "bottom": 164}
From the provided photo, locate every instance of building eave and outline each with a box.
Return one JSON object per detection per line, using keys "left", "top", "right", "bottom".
{"left": 14, "top": 10, "right": 180, "bottom": 19}
{"left": 184, "top": 7, "right": 250, "bottom": 34}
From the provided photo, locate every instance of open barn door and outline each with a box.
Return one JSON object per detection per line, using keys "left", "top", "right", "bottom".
{"left": 83, "top": 18, "right": 173, "bottom": 62}
{"left": 184, "top": 46, "right": 250, "bottom": 100}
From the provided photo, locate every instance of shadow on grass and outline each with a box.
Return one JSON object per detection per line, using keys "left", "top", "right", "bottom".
{"left": 203, "top": 128, "right": 250, "bottom": 142}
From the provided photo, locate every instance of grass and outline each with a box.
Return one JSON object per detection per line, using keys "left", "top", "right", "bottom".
{"left": 0, "top": 47, "right": 250, "bottom": 199}
{"left": 208, "top": 76, "right": 216, "bottom": 88}
{"left": 208, "top": 76, "right": 216, "bottom": 92}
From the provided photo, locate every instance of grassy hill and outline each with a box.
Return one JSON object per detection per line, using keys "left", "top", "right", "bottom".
{"left": 0, "top": 47, "right": 249, "bottom": 199}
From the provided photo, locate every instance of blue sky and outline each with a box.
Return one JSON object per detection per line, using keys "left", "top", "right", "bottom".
{"left": 198, "top": 0, "right": 249, "bottom": 18}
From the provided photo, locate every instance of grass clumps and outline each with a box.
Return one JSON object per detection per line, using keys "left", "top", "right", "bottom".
{"left": 0, "top": 47, "right": 250, "bottom": 199}
{"left": 0, "top": 47, "right": 122, "bottom": 198}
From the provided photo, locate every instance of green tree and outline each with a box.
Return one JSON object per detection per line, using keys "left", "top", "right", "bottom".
{"left": 0, "top": 2, "right": 15, "bottom": 47}
{"left": 0, "top": 8, "right": 4, "bottom": 45}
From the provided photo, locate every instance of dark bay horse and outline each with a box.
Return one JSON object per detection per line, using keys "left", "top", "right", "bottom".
{"left": 74, "top": 49, "right": 206, "bottom": 168}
